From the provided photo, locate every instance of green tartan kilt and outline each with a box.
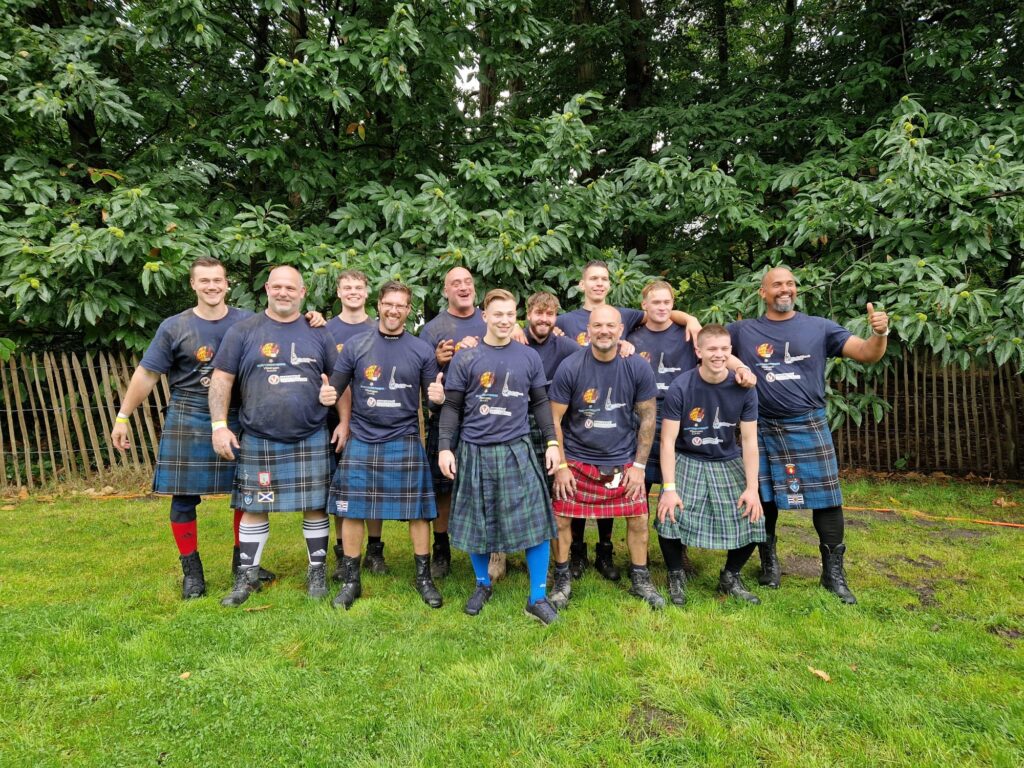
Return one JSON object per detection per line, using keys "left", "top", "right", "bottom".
{"left": 654, "top": 453, "right": 766, "bottom": 550}
{"left": 449, "top": 437, "right": 557, "bottom": 554}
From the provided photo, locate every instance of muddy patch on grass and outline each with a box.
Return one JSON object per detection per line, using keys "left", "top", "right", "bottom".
{"left": 844, "top": 518, "right": 870, "bottom": 530}
{"left": 885, "top": 574, "right": 940, "bottom": 608}
{"left": 988, "top": 625, "right": 1022, "bottom": 642}
{"left": 895, "top": 554, "right": 944, "bottom": 569}
{"left": 625, "top": 702, "right": 685, "bottom": 742}
{"left": 782, "top": 554, "right": 821, "bottom": 578}
{"left": 934, "top": 528, "right": 990, "bottom": 540}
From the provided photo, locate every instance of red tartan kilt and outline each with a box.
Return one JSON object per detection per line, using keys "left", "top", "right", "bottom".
{"left": 553, "top": 460, "right": 649, "bottom": 518}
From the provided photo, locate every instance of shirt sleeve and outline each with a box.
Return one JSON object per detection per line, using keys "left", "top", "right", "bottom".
{"left": 548, "top": 360, "right": 573, "bottom": 405}
{"left": 138, "top": 320, "right": 174, "bottom": 374}
{"left": 824, "top": 318, "right": 853, "bottom": 358}
{"left": 214, "top": 324, "right": 244, "bottom": 375}
{"left": 662, "top": 382, "right": 683, "bottom": 421}
{"left": 633, "top": 358, "right": 659, "bottom": 401}
{"left": 621, "top": 307, "right": 646, "bottom": 336}
{"left": 741, "top": 386, "right": 759, "bottom": 422}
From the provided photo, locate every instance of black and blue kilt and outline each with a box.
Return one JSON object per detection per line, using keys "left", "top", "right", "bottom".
{"left": 450, "top": 437, "right": 557, "bottom": 553}
{"left": 758, "top": 407, "right": 842, "bottom": 510}
{"left": 152, "top": 391, "right": 239, "bottom": 495}
{"left": 230, "top": 429, "right": 331, "bottom": 513}
{"left": 655, "top": 453, "right": 766, "bottom": 549}
{"left": 425, "top": 415, "right": 455, "bottom": 496}
{"left": 528, "top": 412, "right": 547, "bottom": 468}
{"left": 328, "top": 435, "right": 437, "bottom": 521}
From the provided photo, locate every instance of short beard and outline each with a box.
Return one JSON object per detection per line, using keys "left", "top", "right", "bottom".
{"left": 772, "top": 298, "right": 794, "bottom": 313}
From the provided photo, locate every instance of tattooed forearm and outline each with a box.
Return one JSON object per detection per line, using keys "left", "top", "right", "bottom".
{"left": 208, "top": 371, "right": 234, "bottom": 421}
{"left": 634, "top": 398, "right": 657, "bottom": 464}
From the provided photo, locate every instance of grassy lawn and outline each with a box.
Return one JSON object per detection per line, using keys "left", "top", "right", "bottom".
{"left": 1, "top": 478, "right": 1022, "bottom": 767}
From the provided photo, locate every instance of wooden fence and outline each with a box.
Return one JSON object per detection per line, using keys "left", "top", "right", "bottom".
{"left": 0, "top": 347, "right": 1022, "bottom": 488}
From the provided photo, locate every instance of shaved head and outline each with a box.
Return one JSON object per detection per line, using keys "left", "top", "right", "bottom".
{"left": 268, "top": 265, "right": 304, "bottom": 288}
{"left": 761, "top": 267, "right": 794, "bottom": 290}
{"left": 589, "top": 304, "right": 621, "bottom": 326}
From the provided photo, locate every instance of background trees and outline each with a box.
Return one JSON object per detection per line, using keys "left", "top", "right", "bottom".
{"left": 2, "top": 0, "right": 1022, "bottom": 391}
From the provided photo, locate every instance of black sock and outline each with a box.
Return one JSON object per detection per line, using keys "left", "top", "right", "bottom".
{"left": 725, "top": 543, "right": 757, "bottom": 574}
{"left": 812, "top": 506, "right": 844, "bottom": 546}
{"left": 570, "top": 517, "right": 586, "bottom": 543}
{"left": 434, "top": 531, "right": 449, "bottom": 548}
{"left": 554, "top": 560, "right": 570, "bottom": 573}
{"left": 597, "top": 518, "right": 613, "bottom": 543}
{"left": 761, "top": 499, "right": 779, "bottom": 538}
{"left": 658, "top": 536, "right": 685, "bottom": 572}
{"left": 368, "top": 536, "right": 381, "bottom": 545}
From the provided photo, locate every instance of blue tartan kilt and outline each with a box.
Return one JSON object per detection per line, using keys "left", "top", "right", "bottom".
{"left": 758, "top": 408, "right": 843, "bottom": 510}
{"left": 327, "top": 434, "right": 437, "bottom": 521}
{"left": 450, "top": 438, "right": 557, "bottom": 554}
{"left": 655, "top": 453, "right": 766, "bottom": 549}
{"left": 152, "top": 391, "right": 239, "bottom": 496}
{"left": 425, "top": 414, "right": 455, "bottom": 496}
{"left": 230, "top": 428, "right": 331, "bottom": 513}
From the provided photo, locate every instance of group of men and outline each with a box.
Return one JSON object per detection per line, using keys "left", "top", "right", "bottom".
{"left": 113, "top": 256, "right": 889, "bottom": 624}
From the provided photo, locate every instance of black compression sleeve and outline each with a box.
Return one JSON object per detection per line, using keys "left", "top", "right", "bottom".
{"left": 328, "top": 369, "right": 353, "bottom": 394}
{"left": 529, "top": 386, "right": 557, "bottom": 444}
{"left": 438, "top": 390, "right": 465, "bottom": 451}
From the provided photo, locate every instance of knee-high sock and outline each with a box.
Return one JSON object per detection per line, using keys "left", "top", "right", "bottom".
{"left": 761, "top": 499, "right": 779, "bottom": 539}
{"left": 658, "top": 535, "right": 684, "bottom": 571}
{"left": 524, "top": 541, "right": 550, "bottom": 605}
{"left": 812, "top": 506, "right": 844, "bottom": 546}
{"left": 238, "top": 521, "right": 269, "bottom": 569}
{"left": 170, "top": 495, "right": 200, "bottom": 556}
{"left": 597, "top": 518, "right": 613, "bottom": 542}
{"left": 570, "top": 517, "right": 586, "bottom": 543}
{"left": 725, "top": 543, "right": 757, "bottom": 573}
{"left": 233, "top": 509, "right": 243, "bottom": 547}
{"left": 469, "top": 553, "right": 491, "bottom": 586}
{"left": 302, "top": 518, "right": 330, "bottom": 565}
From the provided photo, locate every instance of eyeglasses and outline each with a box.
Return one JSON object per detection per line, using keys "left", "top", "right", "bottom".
{"left": 380, "top": 302, "right": 410, "bottom": 311}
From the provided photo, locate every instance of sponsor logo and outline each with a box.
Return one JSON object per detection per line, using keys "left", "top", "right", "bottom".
{"left": 500, "top": 371, "right": 523, "bottom": 397}
{"left": 195, "top": 345, "right": 214, "bottom": 362}
{"left": 290, "top": 343, "right": 316, "bottom": 365}
{"left": 575, "top": 332, "right": 589, "bottom": 346}
{"left": 657, "top": 353, "right": 681, "bottom": 375}
{"left": 784, "top": 463, "right": 797, "bottom": 476}
{"left": 480, "top": 371, "right": 495, "bottom": 388}
{"left": 604, "top": 387, "right": 627, "bottom": 411}
{"left": 364, "top": 364, "right": 382, "bottom": 382}
{"left": 388, "top": 366, "right": 411, "bottom": 390}
{"left": 268, "top": 374, "right": 280, "bottom": 385}
{"left": 240, "top": 552, "right": 252, "bottom": 561}
{"left": 756, "top": 342, "right": 773, "bottom": 359}
{"left": 639, "top": 351, "right": 651, "bottom": 362}
{"left": 336, "top": 343, "right": 344, "bottom": 353}
{"left": 712, "top": 407, "right": 736, "bottom": 429}
{"left": 336, "top": 500, "right": 349, "bottom": 513}
{"left": 261, "top": 342, "right": 279, "bottom": 358}
{"left": 367, "top": 397, "right": 376, "bottom": 407}
{"left": 243, "top": 494, "right": 254, "bottom": 505}
{"left": 257, "top": 491, "right": 274, "bottom": 503}
{"left": 766, "top": 371, "right": 801, "bottom": 383}
{"left": 692, "top": 436, "right": 702, "bottom": 446}
{"left": 689, "top": 407, "right": 705, "bottom": 422}
{"left": 310, "top": 549, "right": 326, "bottom": 558}
{"left": 200, "top": 376, "right": 211, "bottom": 388}
{"left": 479, "top": 404, "right": 490, "bottom": 415}
{"left": 783, "top": 342, "right": 810, "bottom": 364}
{"left": 786, "top": 493, "right": 804, "bottom": 506}
{"left": 258, "top": 472, "right": 271, "bottom": 487}
{"left": 582, "top": 387, "right": 598, "bottom": 405}
{"left": 584, "top": 418, "right": 594, "bottom": 429}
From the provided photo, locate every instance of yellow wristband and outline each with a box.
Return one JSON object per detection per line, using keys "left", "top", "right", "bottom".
{"left": 546, "top": 440, "right": 559, "bottom": 447}
{"left": 211, "top": 420, "right": 228, "bottom": 431}
{"left": 662, "top": 483, "right": 677, "bottom": 492}
{"left": 115, "top": 415, "right": 129, "bottom": 425}
{"left": 557, "top": 463, "right": 569, "bottom": 470}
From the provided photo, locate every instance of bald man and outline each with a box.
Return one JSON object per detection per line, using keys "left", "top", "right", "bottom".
{"left": 210, "top": 266, "right": 338, "bottom": 606}
{"left": 728, "top": 266, "right": 890, "bottom": 604}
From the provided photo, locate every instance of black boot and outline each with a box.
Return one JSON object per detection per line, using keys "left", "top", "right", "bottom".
{"left": 430, "top": 540, "right": 451, "bottom": 579}
{"left": 414, "top": 554, "right": 443, "bottom": 608}
{"left": 549, "top": 563, "right": 572, "bottom": 610}
{"left": 666, "top": 569, "right": 687, "bottom": 606}
{"left": 180, "top": 551, "right": 206, "bottom": 599}
{"left": 221, "top": 565, "right": 260, "bottom": 607}
{"left": 718, "top": 569, "right": 761, "bottom": 604}
{"left": 331, "top": 543, "right": 345, "bottom": 582}
{"left": 594, "top": 541, "right": 621, "bottom": 582}
{"left": 757, "top": 536, "right": 781, "bottom": 588}
{"left": 233, "top": 545, "right": 276, "bottom": 583}
{"left": 680, "top": 544, "right": 698, "bottom": 577}
{"left": 307, "top": 562, "right": 328, "bottom": 599}
{"left": 569, "top": 541, "right": 589, "bottom": 579}
{"left": 627, "top": 564, "right": 665, "bottom": 609}
{"left": 364, "top": 540, "right": 388, "bottom": 575}
{"left": 819, "top": 543, "right": 857, "bottom": 604}
{"left": 333, "top": 555, "right": 362, "bottom": 610}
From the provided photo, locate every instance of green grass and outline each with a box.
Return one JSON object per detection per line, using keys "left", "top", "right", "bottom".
{"left": 1, "top": 481, "right": 1022, "bottom": 767}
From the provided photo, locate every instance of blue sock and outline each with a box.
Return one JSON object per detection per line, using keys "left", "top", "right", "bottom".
{"left": 469, "top": 552, "right": 491, "bottom": 586}
{"left": 524, "top": 540, "right": 550, "bottom": 605}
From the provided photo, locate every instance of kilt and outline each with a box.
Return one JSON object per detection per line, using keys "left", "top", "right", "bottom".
{"left": 528, "top": 412, "right": 547, "bottom": 467}
{"left": 425, "top": 415, "right": 455, "bottom": 496}
{"left": 231, "top": 429, "right": 331, "bottom": 513}
{"left": 153, "top": 391, "right": 239, "bottom": 495}
{"left": 327, "top": 435, "right": 437, "bottom": 521}
{"left": 450, "top": 438, "right": 556, "bottom": 553}
{"left": 655, "top": 453, "right": 766, "bottom": 549}
{"left": 553, "top": 460, "right": 648, "bottom": 519}
{"left": 758, "top": 408, "right": 842, "bottom": 510}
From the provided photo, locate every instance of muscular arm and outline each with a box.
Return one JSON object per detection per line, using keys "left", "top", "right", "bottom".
{"left": 841, "top": 334, "right": 888, "bottom": 364}
{"left": 737, "top": 419, "right": 762, "bottom": 521}
{"left": 550, "top": 400, "right": 575, "bottom": 499}
{"left": 110, "top": 366, "right": 162, "bottom": 450}
{"left": 208, "top": 370, "right": 236, "bottom": 421}
{"left": 633, "top": 397, "right": 657, "bottom": 465}
{"left": 659, "top": 418, "right": 680, "bottom": 486}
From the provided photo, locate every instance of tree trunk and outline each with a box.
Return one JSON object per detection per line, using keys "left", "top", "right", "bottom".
{"left": 777, "top": 0, "right": 795, "bottom": 83}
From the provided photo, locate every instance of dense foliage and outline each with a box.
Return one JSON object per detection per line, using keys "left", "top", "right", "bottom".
{"left": 2, "top": 1, "right": 1022, "bottom": 418}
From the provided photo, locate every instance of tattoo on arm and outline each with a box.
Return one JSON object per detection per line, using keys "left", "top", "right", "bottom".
{"left": 634, "top": 398, "right": 657, "bottom": 464}
{"left": 208, "top": 373, "right": 234, "bottom": 421}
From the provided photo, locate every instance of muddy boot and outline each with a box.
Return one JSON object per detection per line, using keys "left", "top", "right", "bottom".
{"left": 307, "top": 562, "right": 328, "bottom": 599}
{"left": 488, "top": 552, "right": 507, "bottom": 582}
{"left": 757, "top": 536, "right": 781, "bottom": 588}
{"left": 333, "top": 555, "right": 362, "bottom": 610}
{"left": 180, "top": 551, "right": 206, "bottom": 599}
{"left": 569, "top": 541, "right": 589, "bottom": 579}
{"left": 666, "top": 568, "right": 687, "bottom": 607}
{"left": 819, "top": 543, "right": 857, "bottom": 604}
{"left": 331, "top": 543, "right": 346, "bottom": 582}
{"left": 718, "top": 569, "right": 761, "bottom": 604}
{"left": 627, "top": 564, "right": 665, "bottom": 609}
{"left": 221, "top": 565, "right": 260, "bottom": 607}
{"left": 680, "top": 544, "right": 698, "bottom": 577}
{"left": 414, "top": 554, "right": 443, "bottom": 608}
{"left": 594, "top": 541, "right": 621, "bottom": 582}
{"left": 363, "top": 540, "right": 388, "bottom": 575}
{"left": 430, "top": 540, "right": 451, "bottom": 579}
{"left": 548, "top": 562, "right": 572, "bottom": 610}
{"left": 233, "top": 545, "right": 276, "bottom": 583}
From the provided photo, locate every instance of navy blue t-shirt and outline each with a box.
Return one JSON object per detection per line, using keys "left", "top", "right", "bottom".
{"left": 418, "top": 308, "right": 487, "bottom": 373}
{"left": 627, "top": 324, "right": 699, "bottom": 405}
{"left": 333, "top": 330, "right": 438, "bottom": 443}
{"left": 215, "top": 313, "right": 338, "bottom": 442}
{"left": 140, "top": 307, "right": 252, "bottom": 396}
{"left": 556, "top": 306, "right": 645, "bottom": 348}
{"left": 548, "top": 351, "right": 658, "bottom": 465}
{"left": 325, "top": 315, "right": 376, "bottom": 355}
{"left": 527, "top": 331, "right": 581, "bottom": 384}
{"left": 727, "top": 313, "right": 851, "bottom": 419}
{"left": 445, "top": 341, "right": 547, "bottom": 445}
{"left": 662, "top": 369, "right": 758, "bottom": 461}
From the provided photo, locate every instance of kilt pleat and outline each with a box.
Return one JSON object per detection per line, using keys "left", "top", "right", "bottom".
{"left": 425, "top": 415, "right": 454, "bottom": 496}
{"left": 553, "top": 460, "right": 648, "bottom": 519}
{"left": 231, "top": 429, "right": 331, "bottom": 513}
{"left": 758, "top": 407, "right": 842, "bottom": 510}
{"left": 450, "top": 438, "right": 556, "bottom": 553}
{"left": 654, "top": 453, "right": 766, "bottom": 549}
{"left": 153, "top": 392, "right": 239, "bottom": 495}
{"left": 328, "top": 435, "right": 437, "bottom": 520}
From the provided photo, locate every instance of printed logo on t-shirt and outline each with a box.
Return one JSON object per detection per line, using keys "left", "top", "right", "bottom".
{"left": 582, "top": 387, "right": 598, "bottom": 405}
{"left": 480, "top": 371, "right": 495, "bottom": 389}
{"left": 657, "top": 354, "right": 681, "bottom": 376}
{"left": 290, "top": 343, "right": 316, "bottom": 365}
{"left": 268, "top": 374, "right": 280, "bottom": 385}
{"left": 575, "top": 332, "right": 589, "bottom": 346}
{"left": 388, "top": 366, "right": 411, "bottom": 391}
{"left": 500, "top": 371, "right": 523, "bottom": 398}
{"left": 336, "top": 343, "right": 344, "bottom": 353}
{"left": 783, "top": 342, "right": 810, "bottom": 364}
{"left": 712, "top": 407, "right": 736, "bottom": 429}
{"left": 604, "top": 388, "right": 627, "bottom": 411}
{"left": 200, "top": 376, "right": 211, "bottom": 388}
{"left": 195, "top": 345, "right": 214, "bottom": 362}
{"left": 364, "top": 364, "right": 382, "bottom": 382}
{"left": 756, "top": 343, "right": 773, "bottom": 359}
{"left": 689, "top": 407, "right": 705, "bottom": 423}
{"left": 261, "top": 342, "right": 280, "bottom": 358}
{"left": 639, "top": 351, "right": 651, "bottom": 362}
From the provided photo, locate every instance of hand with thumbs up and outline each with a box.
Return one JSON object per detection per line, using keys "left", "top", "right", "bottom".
{"left": 866, "top": 302, "right": 889, "bottom": 336}
{"left": 319, "top": 373, "right": 338, "bottom": 406}
{"left": 428, "top": 372, "right": 445, "bottom": 405}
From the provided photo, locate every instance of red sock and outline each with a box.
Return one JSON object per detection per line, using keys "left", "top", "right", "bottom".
{"left": 233, "top": 509, "right": 243, "bottom": 547}
{"left": 171, "top": 521, "right": 198, "bottom": 556}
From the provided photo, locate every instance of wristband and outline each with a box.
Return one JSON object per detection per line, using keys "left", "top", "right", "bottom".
{"left": 115, "top": 414, "right": 129, "bottom": 425}
{"left": 546, "top": 440, "right": 559, "bottom": 448}
{"left": 631, "top": 462, "right": 645, "bottom": 471}
{"left": 736, "top": 365, "right": 751, "bottom": 372}
{"left": 662, "top": 483, "right": 677, "bottom": 492}
{"left": 872, "top": 327, "right": 890, "bottom": 337}
{"left": 557, "top": 463, "right": 569, "bottom": 470}
{"left": 211, "top": 420, "right": 228, "bottom": 431}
